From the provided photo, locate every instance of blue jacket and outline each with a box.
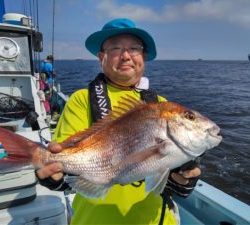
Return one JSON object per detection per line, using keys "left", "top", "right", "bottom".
{"left": 41, "top": 60, "right": 53, "bottom": 84}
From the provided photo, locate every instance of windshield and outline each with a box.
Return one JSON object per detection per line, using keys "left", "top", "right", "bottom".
{"left": 0, "top": 30, "right": 31, "bottom": 74}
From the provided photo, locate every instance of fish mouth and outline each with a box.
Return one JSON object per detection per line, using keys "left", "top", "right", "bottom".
{"left": 207, "top": 126, "right": 222, "bottom": 140}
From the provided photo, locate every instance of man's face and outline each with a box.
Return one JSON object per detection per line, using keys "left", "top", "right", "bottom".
{"left": 98, "top": 34, "right": 146, "bottom": 87}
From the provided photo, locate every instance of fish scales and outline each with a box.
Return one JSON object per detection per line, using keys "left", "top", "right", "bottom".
{"left": 34, "top": 103, "right": 170, "bottom": 184}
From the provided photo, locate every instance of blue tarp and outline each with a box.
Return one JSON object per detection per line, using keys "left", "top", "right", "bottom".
{"left": 0, "top": 0, "right": 5, "bottom": 23}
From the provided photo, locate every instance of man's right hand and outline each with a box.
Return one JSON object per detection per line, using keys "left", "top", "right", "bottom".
{"left": 36, "top": 142, "right": 64, "bottom": 181}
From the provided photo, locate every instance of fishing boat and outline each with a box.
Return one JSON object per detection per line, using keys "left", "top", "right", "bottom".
{"left": 0, "top": 1, "right": 249, "bottom": 225}
{"left": 0, "top": 1, "right": 69, "bottom": 224}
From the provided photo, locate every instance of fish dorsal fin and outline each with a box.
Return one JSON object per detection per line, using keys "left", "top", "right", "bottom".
{"left": 61, "top": 95, "right": 144, "bottom": 150}
{"left": 120, "top": 94, "right": 144, "bottom": 107}
{"left": 60, "top": 114, "right": 113, "bottom": 149}
{"left": 111, "top": 95, "right": 145, "bottom": 120}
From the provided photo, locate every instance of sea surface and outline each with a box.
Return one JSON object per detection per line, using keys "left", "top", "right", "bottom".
{"left": 55, "top": 60, "right": 250, "bottom": 205}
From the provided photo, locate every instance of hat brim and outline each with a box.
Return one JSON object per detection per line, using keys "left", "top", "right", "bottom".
{"left": 85, "top": 27, "right": 156, "bottom": 61}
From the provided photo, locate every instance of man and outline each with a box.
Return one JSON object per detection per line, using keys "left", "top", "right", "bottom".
{"left": 40, "top": 55, "right": 55, "bottom": 86}
{"left": 36, "top": 18, "right": 201, "bottom": 225}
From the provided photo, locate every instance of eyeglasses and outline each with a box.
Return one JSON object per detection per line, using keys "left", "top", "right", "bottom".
{"left": 103, "top": 45, "right": 144, "bottom": 56}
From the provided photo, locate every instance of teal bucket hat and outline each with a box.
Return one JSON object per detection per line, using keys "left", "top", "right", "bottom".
{"left": 85, "top": 18, "right": 157, "bottom": 61}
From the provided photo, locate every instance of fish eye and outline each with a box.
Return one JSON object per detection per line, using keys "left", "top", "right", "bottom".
{"left": 184, "top": 111, "right": 196, "bottom": 121}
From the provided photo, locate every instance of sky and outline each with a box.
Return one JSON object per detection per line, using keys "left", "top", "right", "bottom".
{"left": 4, "top": 0, "right": 250, "bottom": 60}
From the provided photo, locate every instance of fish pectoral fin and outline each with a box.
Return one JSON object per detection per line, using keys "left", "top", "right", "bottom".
{"left": 145, "top": 168, "right": 170, "bottom": 195}
{"left": 113, "top": 141, "right": 168, "bottom": 168}
{"left": 65, "top": 175, "right": 110, "bottom": 198}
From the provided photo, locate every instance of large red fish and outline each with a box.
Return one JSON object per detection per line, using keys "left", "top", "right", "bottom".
{"left": 0, "top": 96, "right": 222, "bottom": 198}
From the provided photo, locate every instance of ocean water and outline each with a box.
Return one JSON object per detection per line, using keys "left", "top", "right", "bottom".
{"left": 55, "top": 60, "right": 250, "bottom": 205}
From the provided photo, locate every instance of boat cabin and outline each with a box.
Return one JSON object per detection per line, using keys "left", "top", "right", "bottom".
{"left": 0, "top": 13, "right": 45, "bottom": 134}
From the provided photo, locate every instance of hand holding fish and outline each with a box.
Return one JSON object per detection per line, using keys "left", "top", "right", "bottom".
{"left": 35, "top": 142, "right": 64, "bottom": 181}
{"left": 171, "top": 167, "right": 201, "bottom": 185}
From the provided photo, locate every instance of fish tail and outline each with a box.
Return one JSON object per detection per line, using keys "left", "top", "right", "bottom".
{"left": 0, "top": 127, "right": 42, "bottom": 172}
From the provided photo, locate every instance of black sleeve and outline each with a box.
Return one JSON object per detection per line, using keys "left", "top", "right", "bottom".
{"left": 165, "top": 156, "right": 202, "bottom": 198}
{"left": 35, "top": 171, "right": 70, "bottom": 191}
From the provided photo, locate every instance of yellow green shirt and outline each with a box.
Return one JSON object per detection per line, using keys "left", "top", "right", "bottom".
{"left": 53, "top": 85, "right": 177, "bottom": 225}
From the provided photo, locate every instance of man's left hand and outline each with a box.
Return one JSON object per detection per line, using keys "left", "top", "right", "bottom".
{"left": 165, "top": 159, "right": 202, "bottom": 197}
{"left": 171, "top": 166, "right": 201, "bottom": 185}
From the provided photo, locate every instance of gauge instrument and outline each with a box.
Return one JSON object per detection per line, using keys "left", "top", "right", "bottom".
{"left": 0, "top": 37, "right": 20, "bottom": 59}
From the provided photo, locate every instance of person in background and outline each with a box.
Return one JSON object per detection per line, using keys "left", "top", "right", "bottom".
{"left": 39, "top": 73, "right": 49, "bottom": 92}
{"left": 37, "top": 90, "right": 51, "bottom": 115}
{"left": 40, "top": 55, "right": 55, "bottom": 87}
{"left": 35, "top": 18, "right": 201, "bottom": 225}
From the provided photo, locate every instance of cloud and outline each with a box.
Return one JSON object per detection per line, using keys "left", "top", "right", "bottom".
{"left": 169, "top": 0, "right": 250, "bottom": 28}
{"left": 96, "top": 0, "right": 250, "bottom": 28}
{"left": 96, "top": 0, "right": 161, "bottom": 22}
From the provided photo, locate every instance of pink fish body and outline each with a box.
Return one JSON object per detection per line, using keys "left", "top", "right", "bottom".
{"left": 0, "top": 97, "right": 222, "bottom": 198}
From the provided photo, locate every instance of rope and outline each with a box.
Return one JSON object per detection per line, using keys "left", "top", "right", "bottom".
{"left": 52, "top": 0, "right": 55, "bottom": 73}
{"left": 28, "top": 0, "right": 32, "bottom": 22}
{"left": 38, "top": 126, "right": 50, "bottom": 144}
{"left": 36, "top": 0, "right": 39, "bottom": 31}
{"left": 36, "top": 0, "right": 41, "bottom": 73}
{"left": 23, "top": 0, "right": 27, "bottom": 15}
